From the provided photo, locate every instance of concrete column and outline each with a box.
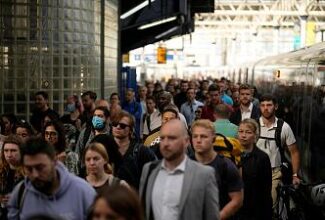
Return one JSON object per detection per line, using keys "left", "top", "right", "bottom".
{"left": 273, "top": 26, "right": 280, "bottom": 55}
{"left": 300, "top": 15, "right": 308, "bottom": 48}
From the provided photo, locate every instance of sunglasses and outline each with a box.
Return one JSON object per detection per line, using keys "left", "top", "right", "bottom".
{"left": 111, "top": 122, "right": 130, "bottom": 129}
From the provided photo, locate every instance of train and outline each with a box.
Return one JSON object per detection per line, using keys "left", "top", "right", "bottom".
{"left": 234, "top": 42, "right": 325, "bottom": 184}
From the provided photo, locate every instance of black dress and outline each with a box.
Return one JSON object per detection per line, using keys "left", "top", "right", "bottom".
{"left": 238, "top": 146, "right": 272, "bottom": 220}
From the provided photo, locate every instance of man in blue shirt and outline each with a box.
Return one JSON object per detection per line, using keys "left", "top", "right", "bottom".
{"left": 217, "top": 80, "right": 233, "bottom": 106}
{"left": 122, "top": 88, "right": 142, "bottom": 139}
{"left": 180, "top": 88, "right": 203, "bottom": 126}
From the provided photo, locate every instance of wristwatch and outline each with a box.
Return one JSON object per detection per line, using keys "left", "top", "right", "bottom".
{"left": 292, "top": 173, "right": 299, "bottom": 177}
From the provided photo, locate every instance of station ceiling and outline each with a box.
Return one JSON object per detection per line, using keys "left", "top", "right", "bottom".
{"left": 121, "top": 0, "right": 325, "bottom": 52}
{"left": 120, "top": 0, "right": 214, "bottom": 53}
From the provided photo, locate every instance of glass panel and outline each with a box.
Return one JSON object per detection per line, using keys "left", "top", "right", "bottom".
{"left": 0, "top": 0, "right": 118, "bottom": 120}
{"left": 17, "top": 104, "right": 26, "bottom": 114}
{"left": 3, "top": 104, "right": 14, "bottom": 113}
{"left": 17, "top": 92, "right": 26, "bottom": 102}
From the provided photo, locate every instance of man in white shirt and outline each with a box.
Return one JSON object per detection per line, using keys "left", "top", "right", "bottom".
{"left": 142, "top": 96, "right": 162, "bottom": 140}
{"left": 230, "top": 84, "right": 260, "bottom": 125}
{"left": 140, "top": 119, "right": 220, "bottom": 220}
{"left": 256, "top": 94, "right": 300, "bottom": 208}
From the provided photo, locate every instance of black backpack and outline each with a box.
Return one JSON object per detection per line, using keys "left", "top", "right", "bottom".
{"left": 259, "top": 118, "right": 293, "bottom": 183}
{"left": 259, "top": 118, "right": 285, "bottom": 161}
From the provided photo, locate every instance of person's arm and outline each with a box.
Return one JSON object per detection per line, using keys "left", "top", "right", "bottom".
{"left": 204, "top": 169, "right": 220, "bottom": 220}
{"left": 220, "top": 190, "right": 243, "bottom": 220}
{"left": 75, "top": 128, "right": 85, "bottom": 156}
{"left": 7, "top": 183, "right": 22, "bottom": 220}
{"left": 284, "top": 123, "right": 300, "bottom": 185}
{"left": 288, "top": 143, "right": 300, "bottom": 185}
{"left": 220, "top": 159, "right": 243, "bottom": 219}
{"left": 259, "top": 153, "right": 273, "bottom": 219}
{"left": 139, "top": 163, "right": 150, "bottom": 199}
{"left": 134, "top": 102, "right": 142, "bottom": 120}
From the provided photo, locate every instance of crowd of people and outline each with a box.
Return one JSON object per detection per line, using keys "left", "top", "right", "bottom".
{"left": 0, "top": 78, "right": 301, "bottom": 220}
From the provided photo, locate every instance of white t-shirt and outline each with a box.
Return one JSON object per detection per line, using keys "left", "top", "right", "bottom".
{"left": 256, "top": 117, "right": 296, "bottom": 168}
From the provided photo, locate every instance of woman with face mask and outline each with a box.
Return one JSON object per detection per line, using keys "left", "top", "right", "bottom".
{"left": 76, "top": 107, "right": 110, "bottom": 178}
{"left": 91, "top": 107, "right": 110, "bottom": 135}
{"left": 60, "top": 95, "right": 83, "bottom": 151}
{"left": 60, "top": 95, "right": 83, "bottom": 130}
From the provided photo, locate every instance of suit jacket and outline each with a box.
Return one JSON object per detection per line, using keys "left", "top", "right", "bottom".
{"left": 139, "top": 158, "right": 220, "bottom": 220}
{"left": 230, "top": 104, "right": 260, "bottom": 125}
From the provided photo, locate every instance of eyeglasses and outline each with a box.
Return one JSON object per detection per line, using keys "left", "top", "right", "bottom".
{"left": 45, "top": 131, "right": 58, "bottom": 137}
{"left": 111, "top": 122, "right": 130, "bottom": 129}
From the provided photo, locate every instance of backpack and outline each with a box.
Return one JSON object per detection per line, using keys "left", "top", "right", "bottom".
{"left": 259, "top": 118, "right": 293, "bottom": 183}
{"left": 213, "top": 133, "right": 243, "bottom": 166}
{"left": 259, "top": 118, "right": 286, "bottom": 161}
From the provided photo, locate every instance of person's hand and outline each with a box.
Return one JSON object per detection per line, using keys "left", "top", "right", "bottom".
{"left": 292, "top": 174, "right": 301, "bottom": 187}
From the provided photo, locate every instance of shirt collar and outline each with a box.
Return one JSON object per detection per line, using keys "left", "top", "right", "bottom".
{"left": 187, "top": 99, "right": 196, "bottom": 105}
{"left": 216, "top": 119, "right": 230, "bottom": 123}
{"left": 259, "top": 116, "right": 278, "bottom": 128}
{"left": 161, "top": 155, "right": 187, "bottom": 173}
{"left": 241, "top": 102, "right": 253, "bottom": 113}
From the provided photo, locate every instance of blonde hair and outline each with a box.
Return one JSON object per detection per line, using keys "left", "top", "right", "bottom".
{"left": 84, "top": 142, "right": 113, "bottom": 174}
{"left": 239, "top": 118, "right": 260, "bottom": 140}
{"left": 191, "top": 119, "right": 215, "bottom": 135}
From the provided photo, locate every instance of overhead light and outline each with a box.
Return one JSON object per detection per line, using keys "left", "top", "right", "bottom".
{"left": 155, "top": 26, "right": 179, "bottom": 39}
{"left": 120, "top": 0, "right": 156, "bottom": 20}
{"left": 138, "top": 16, "right": 177, "bottom": 30}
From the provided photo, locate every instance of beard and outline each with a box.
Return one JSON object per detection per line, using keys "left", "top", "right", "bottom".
{"left": 161, "top": 148, "right": 184, "bottom": 162}
{"left": 262, "top": 111, "right": 274, "bottom": 119}
{"left": 31, "top": 169, "right": 56, "bottom": 194}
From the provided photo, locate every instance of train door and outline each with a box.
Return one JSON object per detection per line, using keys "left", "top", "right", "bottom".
{"left": 307, "top": 60, "right": 325, "bottom": 182}
{"left": 293, "top": 60, "right": 314, "bottom": 181}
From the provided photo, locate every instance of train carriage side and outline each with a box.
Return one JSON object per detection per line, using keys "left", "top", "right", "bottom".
{"left": 251, "top": 44, "right": 325, "bottom": 183}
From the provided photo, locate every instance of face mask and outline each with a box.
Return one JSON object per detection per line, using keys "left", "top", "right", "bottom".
{"left": 92, "top": 116, "right": 105, "bottom": 130}
{"left": 66, "top": 103, "right": 76, "bottom": 113}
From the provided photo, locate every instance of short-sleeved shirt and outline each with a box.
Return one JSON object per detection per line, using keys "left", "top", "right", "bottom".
{"left": 193, "top": 155, "right": 243, "bottom": 208}
{"left": 256, "top": 117, "right": 296, "bottom": 168}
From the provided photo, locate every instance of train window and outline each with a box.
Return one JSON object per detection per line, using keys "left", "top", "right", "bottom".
{"left": 308, "top": 62, "right": 325, "bottom": 182}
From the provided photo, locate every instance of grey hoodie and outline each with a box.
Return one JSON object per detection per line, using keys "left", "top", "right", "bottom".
{"left": 7, "top": 162, "right": 96, "bottom": 220}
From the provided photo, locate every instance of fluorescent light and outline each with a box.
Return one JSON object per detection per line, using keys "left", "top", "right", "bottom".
{"left": 155, "top": 26, "right": 179, "bottom": 39}
{"left": 138, "top": 16, "right": 177, "bottom": 30}
{"left": 120, "top": 0, "right": 156, "bottom": 20}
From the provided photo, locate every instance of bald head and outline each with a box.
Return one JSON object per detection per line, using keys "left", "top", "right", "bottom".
{"left": 161, "top": 119, "right": 188, "bottom": 138}
{"left": 160, "top": 119, "right": 189, "bottom": 162}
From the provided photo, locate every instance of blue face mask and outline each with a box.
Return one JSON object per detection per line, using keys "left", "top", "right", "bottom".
{"left": 92, "top": 116, "right": 105, "bottom": 130}
{"left": 66, "top": 103, "right": 76, "bottom": 113}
